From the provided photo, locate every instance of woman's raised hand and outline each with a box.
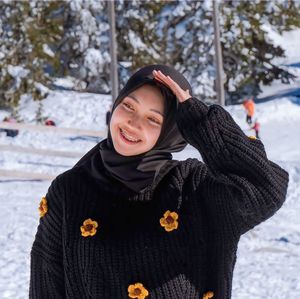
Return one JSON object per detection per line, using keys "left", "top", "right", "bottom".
{"left": 152, "top": 70, "right": 191, "bottom": 103}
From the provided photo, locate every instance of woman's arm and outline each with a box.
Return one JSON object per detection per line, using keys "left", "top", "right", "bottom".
{"left": 176, "top": 97, "right": 289, "bottom": 237}
{"left": 29, "top": 177, "right": 65, "bottom": 298}
{"left": 152, "top": 69, "right": 289, "bottom": 237}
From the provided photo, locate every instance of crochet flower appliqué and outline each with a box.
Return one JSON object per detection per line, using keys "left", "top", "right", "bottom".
{"left": 160, "top": 210, "right": 179, "bottom": 232}
{"left": 38, "top": 196, "right": 48, "bottom": 218}
{"left": 248, "top": 135, "right": 257, "bottom": 140}
{"left": 128, "top": 282, "right": 149, "bottom": 299}
{"left": 203, "top": 291, "right": 214, "bottom": 299}
{"left": 80, "top": 218, "right": 98, "bottom": 237}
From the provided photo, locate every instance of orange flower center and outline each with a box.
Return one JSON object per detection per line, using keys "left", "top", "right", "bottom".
{"left": 134, "top": 288, "right": 141, "bottom": 295}
{"left": 166, "top": 215, "right": 174, "bottom": 224}
{"left": 85, "top": 224, "right": 94, "bottom": 231}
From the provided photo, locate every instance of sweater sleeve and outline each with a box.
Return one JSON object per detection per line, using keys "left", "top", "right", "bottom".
{"left": 29, "top": 176, "right": 65, "bottom": 298}
{"left": 176, "top": 97, "right": 289, "bottom": 237}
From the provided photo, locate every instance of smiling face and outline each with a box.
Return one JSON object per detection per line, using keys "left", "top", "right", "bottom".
{"left": 109, "top": 84, "right": 165, "bottom": 156}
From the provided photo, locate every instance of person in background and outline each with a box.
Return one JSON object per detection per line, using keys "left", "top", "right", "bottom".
{"left": 242, "top": 97, "right": 255, "bottom": 125}
{"left": 106, "top": 104, "right": 112, "bottom": 129}
{"left": 251, "top": 118, "right": 260, "bottom": 139}
{"left": 1, "top": 116, "right": 19, "bottom": 137}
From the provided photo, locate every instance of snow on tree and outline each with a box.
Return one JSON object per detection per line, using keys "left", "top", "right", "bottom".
{"left": 1, "top": 0, "right": 300, "bottom": 112}
{"left": 114, "top": 0, "right": 216, "bottom": 100}
{"left": 0, "top": 1, "right": 64, "bottom": 118}
{"left": 61, "top": 0, "right": 111, "bottom": 93}
{"left": 220, "top": 0, "right": 300, "bottom": 104}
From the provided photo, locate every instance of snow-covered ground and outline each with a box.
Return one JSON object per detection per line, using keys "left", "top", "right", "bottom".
{"left": 0, "top": 87, "right": 300, "bottom": 298}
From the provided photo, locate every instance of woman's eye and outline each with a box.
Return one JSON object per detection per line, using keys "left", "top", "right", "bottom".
{"left": 149, "top": 117, "right": 161, "bottom": 125}
{"left": 123, "top": 103, "right": 134, "bottom": 110}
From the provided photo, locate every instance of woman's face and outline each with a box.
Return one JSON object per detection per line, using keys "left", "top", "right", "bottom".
{"left": 109, "top": 84, "right": 165, "bottom": 156}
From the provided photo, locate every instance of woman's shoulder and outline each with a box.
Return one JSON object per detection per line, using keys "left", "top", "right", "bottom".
{"left": 45, "top": 166, "right": 93, "bottom": 211}
{"left": 56, "top": 164, "right": 80, "bottom": 179}
{"left": 51, "top": 165, "right": 87, "bottom": 190}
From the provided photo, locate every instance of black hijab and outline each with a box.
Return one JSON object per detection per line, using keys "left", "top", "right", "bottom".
{"left": 74, "top": 64, "right": 192, "bottom": 194}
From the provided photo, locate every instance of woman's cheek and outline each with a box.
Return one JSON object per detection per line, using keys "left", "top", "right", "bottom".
{"left": 117, "top": 107, "right": 130, "bottom": 121}
{"left": 111, "top": 108, "right": 125, "bottom": 126}
{"left": 109, "top": 110, "right": 121, "bottom": 136}
{"left": 148, "top": 125, "right": 162, "bottom": 143}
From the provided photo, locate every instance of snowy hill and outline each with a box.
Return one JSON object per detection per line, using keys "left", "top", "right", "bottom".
{"left": 0, "top": 88, "right": 300, "bottom": 298}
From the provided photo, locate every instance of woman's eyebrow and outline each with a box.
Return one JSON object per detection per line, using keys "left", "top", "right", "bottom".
{"left": 127, "top": 94, "right": 164, "bottom": 117}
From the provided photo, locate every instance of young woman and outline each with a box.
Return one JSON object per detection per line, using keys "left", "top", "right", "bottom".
{"left": 30, "top": 65, "right": 289, "bottom": 299}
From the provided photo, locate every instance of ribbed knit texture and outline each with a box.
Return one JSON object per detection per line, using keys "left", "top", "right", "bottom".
{"left": 30, "top": 97, "right": 289, "bottom": 299}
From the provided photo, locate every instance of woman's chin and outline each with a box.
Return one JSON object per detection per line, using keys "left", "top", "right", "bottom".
{"left": 113, "top": 142, "right": 143, "bottom": 156}
{"left": 112, "top": 132, "right": 145, "bottom": 156}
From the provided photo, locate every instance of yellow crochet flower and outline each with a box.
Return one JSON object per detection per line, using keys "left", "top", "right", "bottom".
{"left": 80, "top": 218, "right": 98, "bottom": 237}
{"left": 248, "top": 135, "right": 257, "bottom": 140}
{"left": 203, "top": 291, "right": 214, "bottom": 299}
{"left": 159, "top": 210, "right": 179, "bottom": 232}
{"left": 38, "top": 196, "right": 48, "bottom": 218}
{"left": 128, "top": 283, "right": 149, "bottom": 299}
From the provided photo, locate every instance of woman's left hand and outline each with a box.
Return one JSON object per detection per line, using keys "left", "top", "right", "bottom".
{"left": 152, "top": 70, "right": 191, "bottom": 103}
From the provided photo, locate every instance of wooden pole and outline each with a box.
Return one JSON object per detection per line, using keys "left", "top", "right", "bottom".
{"left": 212, "top": 0, "right": 225, "bottom": 106}
{"left": 108, "top": 0, "right": 119, "bottom": 104}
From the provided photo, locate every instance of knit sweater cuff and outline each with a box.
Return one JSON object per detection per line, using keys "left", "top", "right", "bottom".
{"left": 177, "top": 97, "right": 209, "bottom": 122}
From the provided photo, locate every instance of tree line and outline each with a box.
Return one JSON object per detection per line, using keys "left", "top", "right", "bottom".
{"left": 1, "top": 0, "right": 299, "bottom": 112}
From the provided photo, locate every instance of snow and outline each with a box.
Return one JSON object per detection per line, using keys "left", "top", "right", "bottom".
{"left": 18, "top": 90, "right": 111, "bottom": 130}
{"left": 80, "top": 9, "right": 97, "bottom": 36}
{"left": 53, "top": 76, "right": 77, "bottom": 89}
{"left": 258, "top": 67, "right": 300, "bottom": 99}
{"left": 262, "top": 25, "right": 300, "bottom": 65}
{"left": 175, "top": 22, "right": 186, "bottom": 39}
{"left": 1, "top": 85, "right": 300, "bottom": 298}
{"left": 84, "top": 48, "right": 109, "bottom": 77}
{"left": 128, "top": 30, "right": 160, "bottom": 60}
{"left": 7, "top": 65, "right": 29, "bottom": 79}
{"left": 42, "top": 44, "right": 55, "bottom": 58}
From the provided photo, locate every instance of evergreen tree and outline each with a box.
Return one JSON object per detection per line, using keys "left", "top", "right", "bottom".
{"left": 61, "top": 0, "right": 111, "bottom": 93}
{"left": 115, "top": 0, "right": 215, "bottom": 100}
{"left": 0, "top": 1, "right": 65, "bottom": 110}
{"left": 220, "top": 0, "right": 300, "bottom": 103}
{"left": 115, "top": 0, "right": 165, "bottom": 88}
{"left": 1, "top": 0, "right": 300, "bottom": 110}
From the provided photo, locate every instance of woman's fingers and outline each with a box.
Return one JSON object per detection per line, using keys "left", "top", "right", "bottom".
{"left": 153, "top": 70, "right": 177, "bottom": 90}
{"left": 152, "top": 69, "right": 191, "bottom": 102}
{"left": 154, "top": 70, "right": 181, "bottom": 94}
{"left": 153, "top": 75, "right": 167, "bottom": 86}
{"left": 154, "top": 70, "right": 173, "bottom": 84}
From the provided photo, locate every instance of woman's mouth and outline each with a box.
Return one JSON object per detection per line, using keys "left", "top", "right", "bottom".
{"left": 119, "top": 128, "right": 141, "bottom": 144}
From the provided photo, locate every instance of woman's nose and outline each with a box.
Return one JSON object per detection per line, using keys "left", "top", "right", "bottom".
{"left": 128, "top": 115, "right": 142, "bottom": 128}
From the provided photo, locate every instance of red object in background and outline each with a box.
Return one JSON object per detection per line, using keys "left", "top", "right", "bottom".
{"left": 251, "top": 121, "right": 260, "bottom": 131}
{"left": 45, "top": 119, "right": 56, "bottom": 126}
{"left": 3, "top": 116, "right": 17, "bottom": 123}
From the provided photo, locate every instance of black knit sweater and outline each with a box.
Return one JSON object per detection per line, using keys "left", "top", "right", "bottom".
{"left": 30, "top": 98, "right": 289, "bottom": 299}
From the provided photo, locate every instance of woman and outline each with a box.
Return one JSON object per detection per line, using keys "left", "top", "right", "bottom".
{"left": 30, "top": 65, "right": 289, "bottom": 299}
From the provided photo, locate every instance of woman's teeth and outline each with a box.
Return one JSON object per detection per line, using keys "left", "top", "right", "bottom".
{"left": 120, "top": 128, "right": 141, "bottom": 142}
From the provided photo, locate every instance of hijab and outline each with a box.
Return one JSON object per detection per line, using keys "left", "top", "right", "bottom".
{"left": 74, "top": 64, "right": 192, "bottom": 194}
